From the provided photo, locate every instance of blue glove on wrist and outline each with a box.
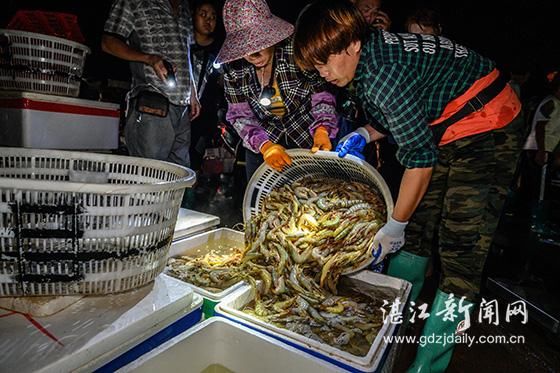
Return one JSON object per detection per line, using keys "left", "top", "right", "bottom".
{"left": 335, "top": 127, "right": 371, "bottom": 159}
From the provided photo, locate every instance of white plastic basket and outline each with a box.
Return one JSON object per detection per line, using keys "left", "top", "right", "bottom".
{"left": 0, "top": 147, "right": 196, "bottom": 296}
{"left": 0, "top": 29, "right": 90, "bottom": 75}
{"left": 243, "top": 149, "right": 394, "bottom": 272}
{"left": 0, "top": 67, "right": 81, "bottom": 97}
{"left": 0, "top": 29, "right": 90, "bottom": 97}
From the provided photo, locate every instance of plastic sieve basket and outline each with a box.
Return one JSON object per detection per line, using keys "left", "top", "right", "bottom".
{"left": 0, "top": 29, "right": 90, "bottom": 76}
{"left": 0, "top": 147, "right": 196, "bottom": 296}
{"left": 0, "top": 29, "right": 90, "bottom": 97}
{"left": 243, "top": 149, "right": 394, "bottom": 273}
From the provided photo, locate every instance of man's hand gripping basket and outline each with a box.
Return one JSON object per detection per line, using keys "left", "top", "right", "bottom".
{"left": 0, "top": 147, "right": 195, "bottom": 296}
{"left": 243, "top": 149, "right": 394, "bottom": 273}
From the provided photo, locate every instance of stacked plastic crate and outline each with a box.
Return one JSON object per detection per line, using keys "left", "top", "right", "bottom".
{"left": 0, "top": 11, "right": 121, "bottom": 150}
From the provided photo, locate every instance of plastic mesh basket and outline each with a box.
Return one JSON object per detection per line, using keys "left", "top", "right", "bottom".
{"left": 0, "top": 29, "right": 89, "bottom": 97}
{"left": 0, "top": 67, "right": 81, "bottom": 97}
{"left": 243, "top": 149, "right": 394, "bottom": 272}
{"left": 0, "top": 147, "right": 196, "bottom": 296}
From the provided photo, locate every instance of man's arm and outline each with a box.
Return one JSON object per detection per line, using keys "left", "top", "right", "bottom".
{"left": 363, "top": 123, "right": 387, "bottom": 142}
{"left": 393, "top": 167, "right": 433, "bottom": 222}
{"left": 190, "top": 84, "right": 201, "bottom": 120}
{"left": 533, "top": 98, "right": 554, "bottom": 166}
{"left": 101, "top": 34, "right": 168, "bottom": 81}
{"left": 534, "top": 120, "right": 548, "bottom": 166}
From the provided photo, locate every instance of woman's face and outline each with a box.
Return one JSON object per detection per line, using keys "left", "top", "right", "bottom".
{"left": 243, "top": 46, "right": 274, "bottom": 69}
{"left": 194, "top": 4, "right": 217, "bottom": 36}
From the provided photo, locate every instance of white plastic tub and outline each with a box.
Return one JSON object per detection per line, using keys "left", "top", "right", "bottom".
{"left": 167, "top": 228, "right": 246, "bottom": 317}
{"left": 119, "top": 317, "right": 343, "bottom": 373}
{"left": 172, "top": 208, "right": 220, "bottom": 242}
{"left": 215, "top": 271, "right": 411, "bottom": 372}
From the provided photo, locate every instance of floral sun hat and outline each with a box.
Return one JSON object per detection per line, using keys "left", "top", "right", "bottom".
{"left": 216, "top": 0, "right": 294, "bottom": 64}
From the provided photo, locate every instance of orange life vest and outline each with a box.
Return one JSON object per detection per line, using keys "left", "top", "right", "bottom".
{"left": 430, "top": 69, "right": 521, "bottom": 146}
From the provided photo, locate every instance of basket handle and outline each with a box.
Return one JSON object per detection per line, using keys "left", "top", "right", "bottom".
{"left": 68, "top": 169, "right": 109, "bottom": 184}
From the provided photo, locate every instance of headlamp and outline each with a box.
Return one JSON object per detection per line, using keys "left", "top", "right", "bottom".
{"left": 259, "top": 85, "right": 275, "bottom": 107}
{"left": 256, "top": 54, "right": 276, "bottom": 107}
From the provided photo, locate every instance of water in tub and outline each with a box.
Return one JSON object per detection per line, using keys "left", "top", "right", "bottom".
{"left": 200, "top": 363, "right": 236, "bottom": 373}
{"left": 167, "top": 238, "right": 245, "bottom": 293}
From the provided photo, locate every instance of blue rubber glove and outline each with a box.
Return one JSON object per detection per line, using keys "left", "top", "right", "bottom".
{"left": 335, "top": 127, "right": 370, "bottom": 159}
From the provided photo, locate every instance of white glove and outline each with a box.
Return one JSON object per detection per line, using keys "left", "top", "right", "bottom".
{"left": 338, "top": 126, "right": 371, "bottom": 144}
{"left": 371, "top": 216, "right": 408, "bottom": 265}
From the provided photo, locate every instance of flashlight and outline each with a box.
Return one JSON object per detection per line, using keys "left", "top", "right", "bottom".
{"left": 259, "top": 85, "right": 275, "bottom": 107}
{"left": 162, "top": 60, "right": 176, "bottom": 88}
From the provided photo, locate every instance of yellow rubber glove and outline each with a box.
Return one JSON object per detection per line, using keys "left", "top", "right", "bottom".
{"left": 260, "top": 141, "right": 292, "bottom": 171}
{"left": 311, "top": 126, "right": 332, "bottom": 153}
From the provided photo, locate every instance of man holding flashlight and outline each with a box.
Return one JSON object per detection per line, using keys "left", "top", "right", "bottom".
{"left": 102, "top": 0, "right": 200, "bottom": 167}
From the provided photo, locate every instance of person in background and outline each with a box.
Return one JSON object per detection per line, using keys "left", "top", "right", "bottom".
{"left": 102, "top": 0, "right": 200, "bottom": 168}
{"left": 352, "top": 0, "right": 391, "bottom": 30}
{"left": 405, "top": 7, "right": 443, "bottom": 36}
{"left": 294, "top": 1, "right": 523, "bottom": 371}
{"left": 520, "top": 71, "right": 560, "bottom": 197}
{"left": 189, "top": 0, "right": 225, "bottom": 172}
{"left": 216, "top": 0, "right": 338, "bottom": 180}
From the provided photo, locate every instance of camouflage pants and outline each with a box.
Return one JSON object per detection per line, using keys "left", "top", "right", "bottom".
{"left": 404, "top": 115, "right": 524, "bottom": 301}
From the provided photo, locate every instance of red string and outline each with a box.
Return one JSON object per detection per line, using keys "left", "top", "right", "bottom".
{"left": 0, "top": 306, "right": 64, "bottom": 347}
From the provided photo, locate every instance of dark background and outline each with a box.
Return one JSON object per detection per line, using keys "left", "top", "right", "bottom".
{"left": 2, "top": 0, "right": 558, "bottom": 97}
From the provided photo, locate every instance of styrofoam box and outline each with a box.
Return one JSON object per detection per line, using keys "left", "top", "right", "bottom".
{"left": 216, "top": 270, "right": 411, "bottom": 373}
{"left": 0, "top": 274, "right": 202, "bottom": 373}
{"left": 119, "top": 317, "right": 344, "bottom": 373}
{"left": 92, "top": 293, "right": 203, "bottom": 372}
{"left": 172, "top": 208, "right": 220, "bottom": 242}
{"left": 0, "top": 91, "right": 119, "bottom": 149}
{"left": 167, "top": 228, "right": 246, "bottom": 302}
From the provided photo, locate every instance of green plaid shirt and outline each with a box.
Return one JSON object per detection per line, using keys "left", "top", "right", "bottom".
{"left": 355, "top": 30, "right": 494, "bottom": 168}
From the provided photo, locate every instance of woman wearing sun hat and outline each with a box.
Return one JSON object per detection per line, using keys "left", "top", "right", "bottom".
{"left": 216, "top": 0, "right": 339, "bottom": 179}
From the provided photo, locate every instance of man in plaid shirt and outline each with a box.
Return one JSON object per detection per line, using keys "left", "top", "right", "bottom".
{"left": 295, "top": 1, "right": 522, "bottom": 371}
{"left": 102, "top": 0, "right": 200, "bottom": 167}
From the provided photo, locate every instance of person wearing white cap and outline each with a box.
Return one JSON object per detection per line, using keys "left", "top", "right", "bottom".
{"left": 216, "top": 0, "right": 339, "bottom": 179}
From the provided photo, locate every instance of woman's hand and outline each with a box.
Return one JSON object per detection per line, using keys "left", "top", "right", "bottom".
{"left": 311, "top": 126, "right": 332, "bottom": 152}
{"left": 261, "top": 141, "right": 292, "bottom": 171}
